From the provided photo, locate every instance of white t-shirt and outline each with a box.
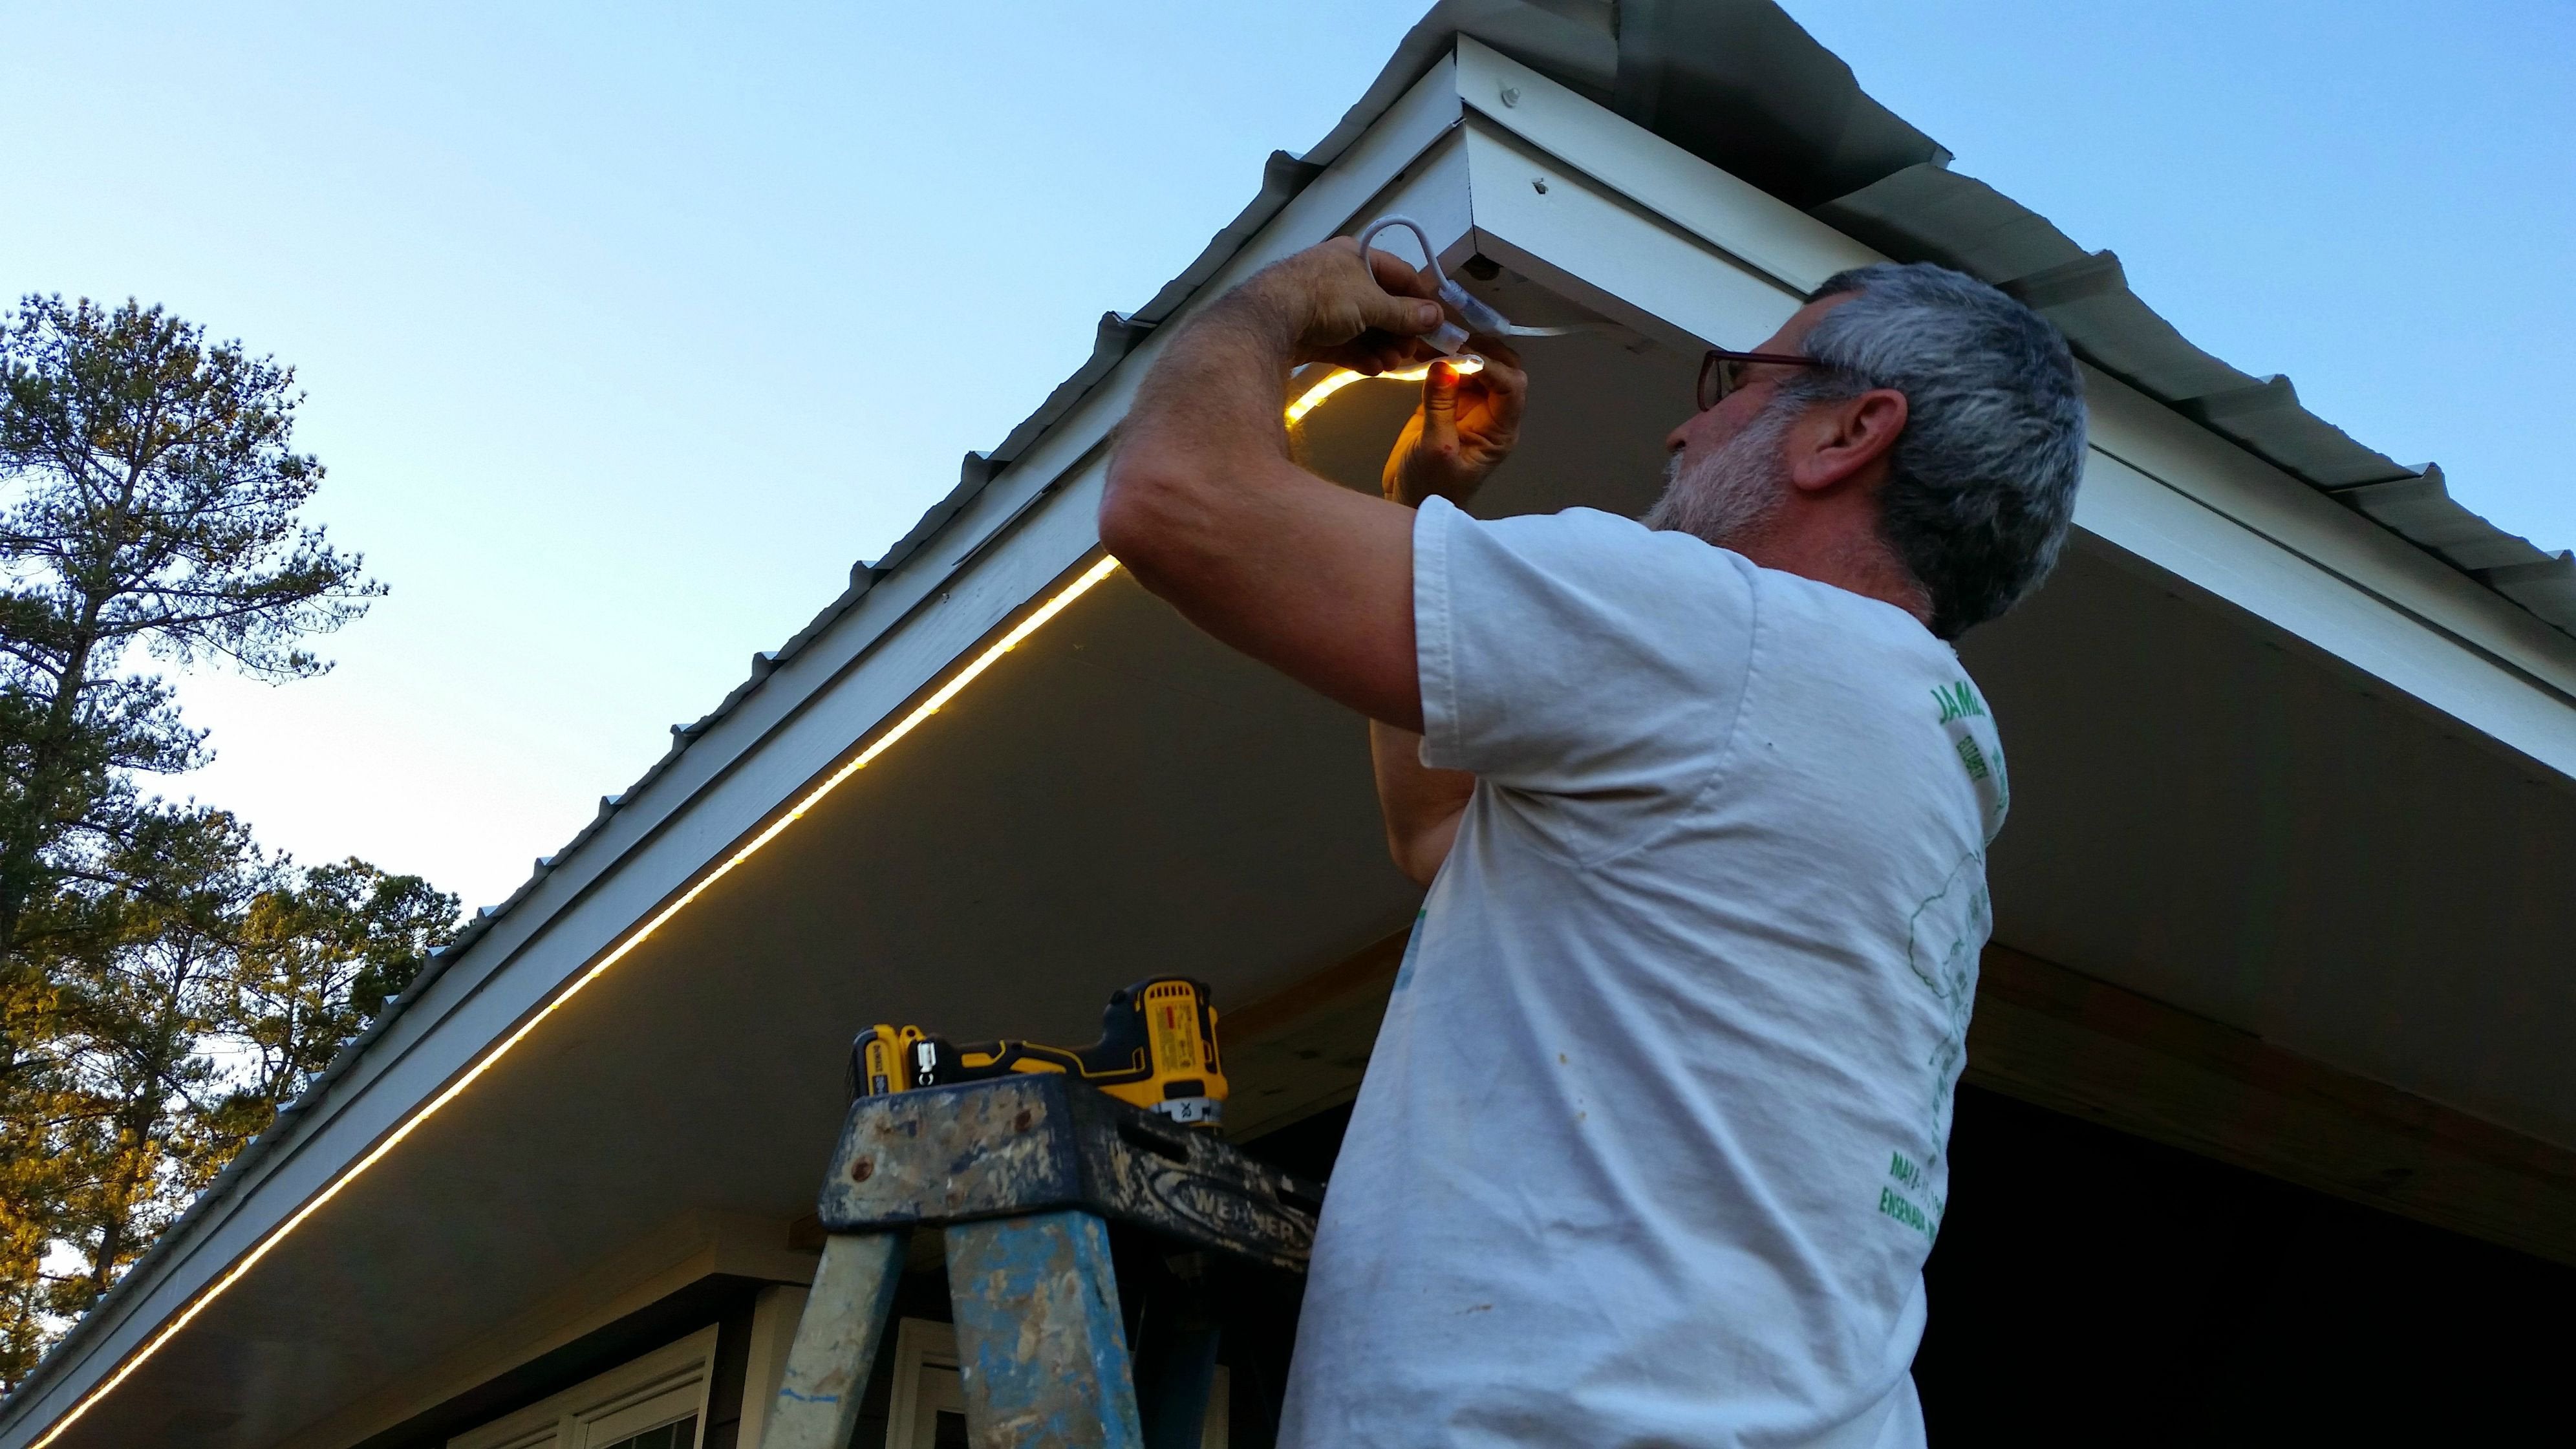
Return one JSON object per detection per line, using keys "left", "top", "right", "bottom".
{"left": 1277, "top": 499, "right": 2008, "bottom": 1448}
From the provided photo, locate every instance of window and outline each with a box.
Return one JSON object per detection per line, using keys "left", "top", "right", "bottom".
{"left": 883, "top": 1318, "right": 1227, "bottom": 1449}
{"left": 451, "top": 1326, "right": 716, "bottom": 1449}
{"left": 590, "top": 1417, "right": 697, "bottom": 1449}
{"left": 883, "top": 1320, "right": 968, "bottom": 1449}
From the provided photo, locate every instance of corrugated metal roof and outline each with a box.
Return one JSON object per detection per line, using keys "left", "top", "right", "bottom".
{"left": 61, "top": 0, "right": 2566, "bottom": 1404}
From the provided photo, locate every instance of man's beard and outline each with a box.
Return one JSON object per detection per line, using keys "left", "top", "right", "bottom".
{"left": 1642, "top": 398, "right": 1796, "bottom": 548}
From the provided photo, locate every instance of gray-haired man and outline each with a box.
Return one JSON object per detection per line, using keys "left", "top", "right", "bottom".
{"left": 1101, "top": 245, "right": 2085, "bottom": 1446}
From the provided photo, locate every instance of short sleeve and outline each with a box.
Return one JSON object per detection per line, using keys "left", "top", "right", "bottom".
{"left": 1413, "top": 497, "right": 1756, "bottom": 805}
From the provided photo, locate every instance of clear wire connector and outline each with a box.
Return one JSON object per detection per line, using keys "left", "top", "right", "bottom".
{"left": 1355, "top": 215, "right": 1605, "bottom": 361}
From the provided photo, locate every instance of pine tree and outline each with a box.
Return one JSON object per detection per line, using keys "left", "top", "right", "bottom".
{"left": 30, "top": 817, "right": 457, "bottom": 1326}
{"left": 0, "top": 293, "right": 379, "bottom": 973}
{"left": 0, "top": 295, "right": 455, "bottom": 1386}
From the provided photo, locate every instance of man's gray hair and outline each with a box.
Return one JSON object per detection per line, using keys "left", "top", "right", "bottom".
{"left": 1790, "top": 262, "right": 2087, "bottom": 638}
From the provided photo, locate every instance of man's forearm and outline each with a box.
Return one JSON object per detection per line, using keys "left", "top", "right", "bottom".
{"left": 1371, "top": 719, "right": 1473, "bottom": 886}
{"left": 1099, "top": 253, "right": 1431, "bottom": 731}
{"left": 1097, "top": 237, "right": 1511, "bottom": 883}
{"left": 1117, "top": 294, "right": 1468, "bottom": 881}
{"left": 1117, "top": 292, "right": 1300, "bottom": 488}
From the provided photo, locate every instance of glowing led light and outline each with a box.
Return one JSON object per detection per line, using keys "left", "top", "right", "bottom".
{"left": 1283, "top": 356, "right": 1485, "bottom": 424}
{"left": 21, "top": 552, "right": 1126, "bottom": 1449}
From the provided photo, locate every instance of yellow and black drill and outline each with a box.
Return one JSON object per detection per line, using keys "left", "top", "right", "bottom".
{"left": 851, "top": 977, "right": 1228, "bottom": 1128}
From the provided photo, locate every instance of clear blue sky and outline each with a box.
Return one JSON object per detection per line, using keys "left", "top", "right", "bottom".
{"left": 4, "top": 2, "right": 2568, "bottom": 910}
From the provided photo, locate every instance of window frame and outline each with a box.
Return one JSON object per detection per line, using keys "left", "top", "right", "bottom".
{"left": 448, "top": 1326, "right": 717, "bottom": 1449}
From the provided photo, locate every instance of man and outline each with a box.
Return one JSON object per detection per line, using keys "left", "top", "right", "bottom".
{"left": 1100, "top": 237, "right": 2085, "bottom": 1446}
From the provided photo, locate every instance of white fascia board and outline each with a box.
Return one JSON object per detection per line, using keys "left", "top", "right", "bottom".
{"left": 1454, "top": 38, "right": 1879, "bottom": 298}
{"left": 0, "top": 58, "right": 1476, "bottom": 1449}
{"left": 1453, "top": 43, "right": 2576, "bottom": 783}
{"left": 2073, "top": 442, "right": 2576, "bottom": 780}
{"left": 1463, "top": 120, "right": 1802, "bottom": 352}
{"left": 2079, "top": 378, "right": 2576, "bottom": 711}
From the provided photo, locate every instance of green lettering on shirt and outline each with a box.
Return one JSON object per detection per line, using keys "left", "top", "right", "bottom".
{"left": 1953, "top": 735, "right": 1990, "bottom": 782}
{"left": 1932, "top": 680, "right": 1986, "bottom": 724}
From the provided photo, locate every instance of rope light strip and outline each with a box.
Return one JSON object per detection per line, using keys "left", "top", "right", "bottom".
{"left": 23, "top": 552, "right": 1126, "bottom": 1449}
{"left": 1283, "top": 358, "right": 1476, "bottom": 424}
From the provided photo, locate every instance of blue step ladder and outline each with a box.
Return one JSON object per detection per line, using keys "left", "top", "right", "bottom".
{"left": 756, "top": 1074, "right": 1324, "bottom": 1449}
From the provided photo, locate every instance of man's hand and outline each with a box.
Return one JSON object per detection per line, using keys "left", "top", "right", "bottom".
{"left": 1240, "top": 237, "right": 1448, "bottom": 376}
{"left": 1100, "top": 236, "right": 1446, "bottom": 733}
{"left": 1382, "top": 341, "right": 1527, "bottom": 508}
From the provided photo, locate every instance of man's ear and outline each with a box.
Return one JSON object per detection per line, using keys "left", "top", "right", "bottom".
{"left": 1789, "top": 388, "right": 1907, "bottom": 495}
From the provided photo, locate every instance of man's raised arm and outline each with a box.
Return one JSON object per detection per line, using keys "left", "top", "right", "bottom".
{"left": 1101, "top": 238, "right": 1525, "bottom": 882}
{"left": 1099, "top": 239, "right": 1447, "bottom": 730}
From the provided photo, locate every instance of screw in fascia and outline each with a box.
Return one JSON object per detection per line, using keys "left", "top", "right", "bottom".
{"left": 1499, "top": 86, "right": 1520, "bottom": 107}
{"left": 1532, "top": 177, "right": 1549, "bottom": 193}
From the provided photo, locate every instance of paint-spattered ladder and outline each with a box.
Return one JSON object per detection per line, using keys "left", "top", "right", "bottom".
{"left": 757, "top": 1073, "right": 1324, "bottom": 1449}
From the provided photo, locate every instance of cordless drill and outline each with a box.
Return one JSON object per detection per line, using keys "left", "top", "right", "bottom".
{"left": 850, "top": 977, "right": 1229, "bottom": 1128}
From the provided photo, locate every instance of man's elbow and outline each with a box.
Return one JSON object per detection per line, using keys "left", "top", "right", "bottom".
{"left": 1387, "top": 811, "right": 1463, "bottom": 889}
{"left": 1098, "top": 451, "right": 1196, "bottom": 584}
{"left": 1390, "top": 843, "right": 1443, "bottom": 890}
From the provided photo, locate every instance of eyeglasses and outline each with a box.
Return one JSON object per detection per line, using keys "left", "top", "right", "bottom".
{"left": 1697, "top": 347, "right": 1826, "bottom": 412}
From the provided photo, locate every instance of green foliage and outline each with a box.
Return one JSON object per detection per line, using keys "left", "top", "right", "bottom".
{"left": 0, "top": 293, "right": 380, "bottom": 958}
{"left": 25, "top": 818, "right": 457, "bottom": 1328}
{"left": 0, "top": 293, "right": 376, "bottom": 676}
{"left": 0, "top": 295, "right": 455, "bottom": 1390}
